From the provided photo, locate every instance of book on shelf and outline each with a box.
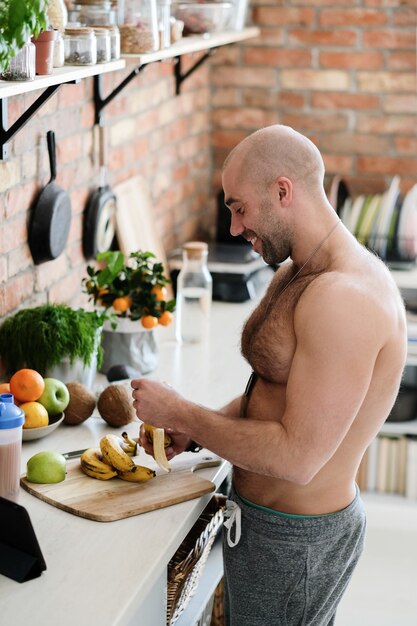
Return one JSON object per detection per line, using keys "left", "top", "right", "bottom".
{"left": 357, "top": 434, "right": 409, "bottom": 496}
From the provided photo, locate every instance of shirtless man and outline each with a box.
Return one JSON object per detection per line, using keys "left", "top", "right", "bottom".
{"left": 131, "top": 125, "right": 407, "bottom": 625}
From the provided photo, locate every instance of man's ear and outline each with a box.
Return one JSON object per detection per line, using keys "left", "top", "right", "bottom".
{"left": 276, "top": 177, "right": 292, "bottom": 207}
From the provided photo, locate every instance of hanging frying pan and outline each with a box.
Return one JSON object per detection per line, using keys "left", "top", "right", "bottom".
{"left": 83, "top": 123, "right": 117, "bottom": 259}
{"left": 28, "top": 130, "right": 72, "bottom": 265}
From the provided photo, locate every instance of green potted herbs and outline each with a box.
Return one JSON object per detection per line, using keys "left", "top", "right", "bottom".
{"left": 0, "top": 0, "right": 48, "bottom": 78}
{"left": 0, "top": 304, "right": 106, "bottom": 387}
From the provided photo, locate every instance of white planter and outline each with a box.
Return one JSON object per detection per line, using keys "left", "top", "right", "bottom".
{"left": 100, "top": 318, "right": 158, "bottom": 375}
{"left": 45, "top": 327, "right": 102, "bottom": 390}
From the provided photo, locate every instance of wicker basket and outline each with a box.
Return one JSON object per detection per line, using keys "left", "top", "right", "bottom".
{"left": 167, "top": 495, "right": 227, "bottom": 626}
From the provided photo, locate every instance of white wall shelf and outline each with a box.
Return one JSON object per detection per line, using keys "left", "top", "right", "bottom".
{"left": 94, "top": 27, "right": 259, "bottom": 123}
{"left": 0, "top": 59, "right": 126, "bottom": 99}
{"left": 0, "top": 60, "right": 126, "bottom": 159}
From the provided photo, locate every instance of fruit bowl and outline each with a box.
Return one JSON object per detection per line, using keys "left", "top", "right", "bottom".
{"left": 172, "top": 2, "right": 233, "bottom": 35}
{"left": 23, "top": 413, "right": 65, "bottom": 441}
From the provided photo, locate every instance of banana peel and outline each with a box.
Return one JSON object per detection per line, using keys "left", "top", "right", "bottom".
{"left": 143, "top": 424, "right": 172, "bottom": 473}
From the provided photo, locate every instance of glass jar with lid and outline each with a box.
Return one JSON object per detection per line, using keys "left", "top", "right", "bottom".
{"left": 157, "top": 0, "right": 171, "bottom": 49}
{"left": 120, "top": 0, "right": 159, "bottom": 53}
{"left": 0, "top": 39, "right": 36, "bottom": 81}
{"left": 64, "top": 26, "right": 97, "bottom": 65}
{"left": 78, "top": 0, "right": 116, "bottom": 25}
{"left": 93, "top": 27, "right": 111, "bottom": 62}
{"left": 93, "top": 24, "right": 120, "bottom": 59}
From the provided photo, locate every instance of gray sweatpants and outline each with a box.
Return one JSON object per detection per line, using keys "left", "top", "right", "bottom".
{"left": 223, "top": 486, "right": 366, "bottom": 626}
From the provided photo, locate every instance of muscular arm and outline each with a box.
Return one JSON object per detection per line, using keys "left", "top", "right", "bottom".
{"left": 132, "top": 280, "right": 386, "bottom": 482}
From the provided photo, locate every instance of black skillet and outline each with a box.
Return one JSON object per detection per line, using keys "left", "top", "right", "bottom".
{"left": 28, "top": 130, "right": 72, "bottom": 265}
{"left": 83, "top": 124, "right": 117, "bottom": 259}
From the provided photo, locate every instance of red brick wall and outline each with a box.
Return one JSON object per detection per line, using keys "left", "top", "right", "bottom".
{"left": 211, "top": 0, "right": 417, "bottom": 197}
{"left": 0, "top": 57, "right": 213, "bottom": 318}
{"left": 0, "top": 0, "right": 416, "bottom": 321}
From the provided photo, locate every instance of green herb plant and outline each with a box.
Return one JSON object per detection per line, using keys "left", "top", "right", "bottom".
{"left": 0, "top": 304, "right": 106, "bottom": 375}
{"left": 0, "top": 0, "right": 48, "bottom": 71}
{"left": 83, "top": 250, "right": 176, "bottom": 328}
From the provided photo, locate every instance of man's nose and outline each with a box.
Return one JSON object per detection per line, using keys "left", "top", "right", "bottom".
{"left": 229, "top": 213, "right": 243, "bottom": 237}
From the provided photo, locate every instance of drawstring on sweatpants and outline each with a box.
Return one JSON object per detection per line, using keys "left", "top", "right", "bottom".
{"left": 224, "top": 500, "right": 241, "bottom": 547}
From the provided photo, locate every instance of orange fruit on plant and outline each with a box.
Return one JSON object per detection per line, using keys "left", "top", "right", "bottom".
{"left": 9, "top": 369, "right": 45, "bottom": 403}
{"left": 151, "top": 285, "right": 167, "bottom": 302}
{"left": 158, "top": 310, "right": 173, "bottom": 326}
{"left": 112, "top": 296, "right": 132, "bottom": 312}
{"left": 141, "top": 315, "right": 158, "bottom": 329}
{"left": 0, "top": 382, "right": 11, "bottom": 394}
{"left": 20, "top": 401, "right": 49, "bottom": 429}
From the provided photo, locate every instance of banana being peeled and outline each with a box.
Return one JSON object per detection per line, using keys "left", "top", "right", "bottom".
{"left": 117, "top": 465, "right": 156, "bottom": 482}
{"left": 100, "top": 434, "right": 135, "bottom": 472}
{"left": 144, "top": 424, "right": 172, "bottom": 473}
{"left": 80, "top": 448, "right": 117, "bottom": 480}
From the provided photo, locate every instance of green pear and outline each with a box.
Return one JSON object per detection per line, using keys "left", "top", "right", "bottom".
{"left": 26, "top": 451, "right": 66, "bottom": 484}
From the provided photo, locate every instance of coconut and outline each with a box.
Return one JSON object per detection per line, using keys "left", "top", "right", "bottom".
{"left": 64, "top": 382, "right": 96, "bottom": 425}
{"left": 97, "top": 383, "right": 136, "bottom": 427}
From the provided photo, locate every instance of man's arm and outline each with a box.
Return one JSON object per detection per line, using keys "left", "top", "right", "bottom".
{"left": 132, "top": 279, "right": 384, "bottom": 482}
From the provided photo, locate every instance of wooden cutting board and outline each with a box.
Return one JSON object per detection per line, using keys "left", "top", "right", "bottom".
{"left": 114, "top": 175, "right": 173, "bottom": 299}
{"left": 20, "top": 453, "right": 220, "bottom": 522}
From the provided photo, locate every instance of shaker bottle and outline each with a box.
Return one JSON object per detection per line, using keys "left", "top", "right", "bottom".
{"left": 175, "top": 241, "right": 213, "bottom": 343}
{"left": 0, "top": 393, "right": 25, "bottom": 502}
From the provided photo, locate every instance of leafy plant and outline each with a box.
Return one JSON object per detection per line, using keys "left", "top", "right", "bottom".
{"left": 83, "top": 250, "right": 176, "bottom": 328}
{"left": 0, "top": 304, "right": 106, "bottom": 375}
{"left": 0, "top": 0, "right": 49, "bottom": 71}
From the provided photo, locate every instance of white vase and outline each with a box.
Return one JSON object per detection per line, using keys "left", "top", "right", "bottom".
{"left": 45, "top": 327, "right": 102, "bottom": 389}
{"left": 100, "top": 318, "right": 159, "bottom": 375}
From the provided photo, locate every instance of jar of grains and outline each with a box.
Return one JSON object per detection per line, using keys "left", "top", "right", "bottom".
{"left": 93, "top": 27, "right": 111, "bottom": 62}
{"left": 92, "top": 24, "right": 121, "bottom": 59}
{"left": 120, "top": 0, "right": 159, "bottom": 53}
{"left": 64, "top": 27, "right": 97, "bottom": 65}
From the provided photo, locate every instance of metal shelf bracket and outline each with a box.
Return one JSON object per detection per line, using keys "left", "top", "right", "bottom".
{"left": 0, "top": 80, "right": 81, "bottom": 160}
{"left": 94, "top": 64, "right": 147, "bottom": 125}
{"left": 174, "top": 49, "right": 214, "bottom": 95}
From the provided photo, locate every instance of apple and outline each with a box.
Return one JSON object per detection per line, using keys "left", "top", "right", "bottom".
{"left": 26, "top": 451, "right": 66, "bottom": 484}
{"left": 37, "top": 377, "right": 70, "bottom": 416}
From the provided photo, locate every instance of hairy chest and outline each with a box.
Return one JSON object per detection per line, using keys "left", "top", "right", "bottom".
{"left": 241, "top": 266, "right": 318, "bottom": 383}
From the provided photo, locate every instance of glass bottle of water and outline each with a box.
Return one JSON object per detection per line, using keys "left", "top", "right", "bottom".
{"left": 176, "top": 242, "right": 212, "bottom": 343}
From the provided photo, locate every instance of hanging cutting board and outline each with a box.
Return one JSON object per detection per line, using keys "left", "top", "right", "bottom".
{"left": 20, "top": 452, "right": 221, "bottom": 522}
{"left": 114, "top": 175, "right": 173, "bottom": 298}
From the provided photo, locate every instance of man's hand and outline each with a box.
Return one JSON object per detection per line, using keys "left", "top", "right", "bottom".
{"left": 132, "top": 378, "right": 192, "bottom": 460}
{"left": 138, "top": 424, "right": 192, "bottom": 461}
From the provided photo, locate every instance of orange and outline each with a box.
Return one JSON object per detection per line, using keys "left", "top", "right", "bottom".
{"left": 158, "top": 310, "right": 173, "bottom": 326}
{"left": 20, "top": 401, "right": 49, "bottom": 429}
{"left": 112, "top": 296, "right": 132, "bottom": 312}
{"left": 0, "top": 382, "right": 11, "bottom": 394}
{"left": 141, "top": 315, "right": 158, "bottom": 329}
{"left": 9, "top": 368, "right": 45, "bottom": 403}
{"left": 151, "top": 285, "right": 167, "bottom": 302}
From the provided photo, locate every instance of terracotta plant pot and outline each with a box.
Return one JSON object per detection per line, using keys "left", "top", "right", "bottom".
{"left": 31, "top": 30, "right": 56, "bottom": 75}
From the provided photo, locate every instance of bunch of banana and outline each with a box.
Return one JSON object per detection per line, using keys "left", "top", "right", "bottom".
{"left": 80, "top": 448, "right": 117, "bottom": 481}
{"left": 80, "top": 433, "right": 155, "bottom": 483}
{"left": 144, "top": 424, "right": 172, "bottom": 473}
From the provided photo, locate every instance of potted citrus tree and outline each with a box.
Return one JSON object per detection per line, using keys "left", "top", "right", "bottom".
{"left": 0, "top": 304, "right": 106, "bottom": 388}
{"left": 82, "top": 250, "right": 176, "bottom": 375}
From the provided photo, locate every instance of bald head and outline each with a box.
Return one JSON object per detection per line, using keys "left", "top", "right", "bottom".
{"left": 223, "top": 125, "right": 325, "bottom": 196}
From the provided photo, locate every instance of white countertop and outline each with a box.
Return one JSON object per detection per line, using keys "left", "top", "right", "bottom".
{"left": 0, "top": 293, "right": 261, "bottom": 626}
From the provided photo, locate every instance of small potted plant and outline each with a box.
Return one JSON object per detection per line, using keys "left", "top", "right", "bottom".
{"left": 82, "top": 250, "right": 176, "bottom": 374}
{"left": 0, "top": 0, "right": 48, "bottom": 77}
{"left": 0, "top": 304, "right": 106, "bottom": 387}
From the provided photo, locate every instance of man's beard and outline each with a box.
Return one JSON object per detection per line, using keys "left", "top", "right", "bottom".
{"left": 251, "top": 198, "right": 293, "bottom": 265}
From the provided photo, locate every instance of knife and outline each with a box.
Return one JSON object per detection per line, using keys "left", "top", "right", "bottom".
{"left": 62, "top": 448, "right": 89, "bottom": 460}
